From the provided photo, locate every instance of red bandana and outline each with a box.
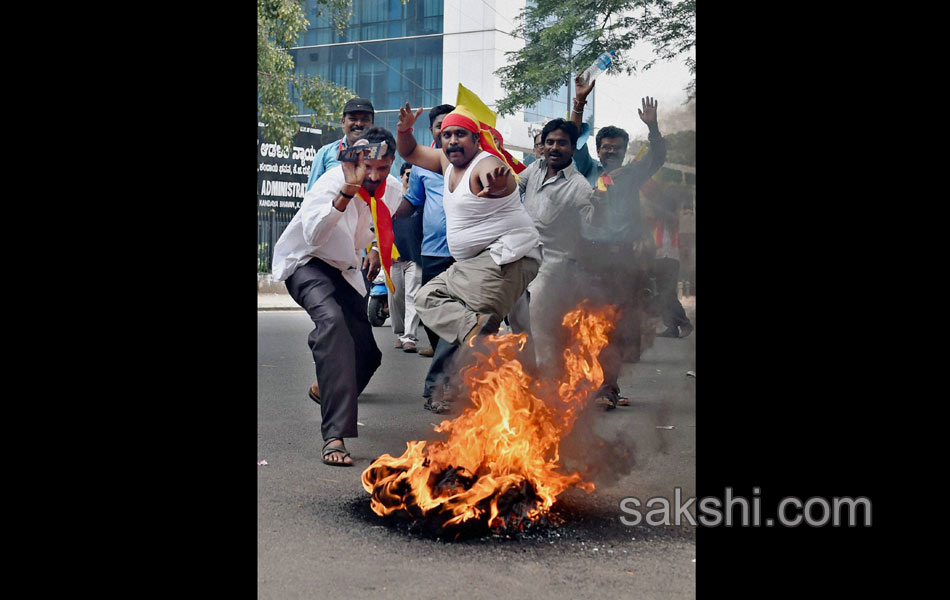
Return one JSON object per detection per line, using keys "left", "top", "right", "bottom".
{"left": 356, "top": 179, "right": 395, "bottom": 293}
{"left": 440, "top": 108, "right": 526, "bottom": 179}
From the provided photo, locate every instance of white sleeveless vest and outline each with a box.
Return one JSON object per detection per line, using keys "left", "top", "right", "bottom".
{"left": 443, "top": 151, "right": 540, "bottom": 264}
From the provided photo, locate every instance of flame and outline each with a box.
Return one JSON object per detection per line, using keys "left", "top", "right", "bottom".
{"left": 361, "top": 303, "right": 617, "bottom": 531}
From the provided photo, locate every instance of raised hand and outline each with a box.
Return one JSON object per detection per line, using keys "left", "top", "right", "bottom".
{"left": 575, "top": 72, "right": 595, "bottom": 101}
{"left": 341, "top": 144, "right": 367, "bottom": 189}
{"left": 476, "top": 165, "right": 511, "bottom": 198}
{"left": 637, "top": 97, "right": 658, "bottom": 126}
{"left": 397, "top": 102, "right": 423, "bottom": 133}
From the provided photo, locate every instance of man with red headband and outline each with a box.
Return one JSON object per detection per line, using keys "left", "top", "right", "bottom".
{"left": 395, "top": 103, "right": 541, "bottom": 373}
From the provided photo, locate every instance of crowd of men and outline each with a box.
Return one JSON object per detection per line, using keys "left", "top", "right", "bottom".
{"left": 270, "top": 78, "right": 693, "bottom": 467}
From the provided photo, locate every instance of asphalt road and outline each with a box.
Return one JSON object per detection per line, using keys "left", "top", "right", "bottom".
{"left": 258, "top": 310, "right": 697, "bottom": 599}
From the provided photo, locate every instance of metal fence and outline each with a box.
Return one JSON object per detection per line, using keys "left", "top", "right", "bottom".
{"left": 258, "top": 209, "right": 294, "bottom": 273}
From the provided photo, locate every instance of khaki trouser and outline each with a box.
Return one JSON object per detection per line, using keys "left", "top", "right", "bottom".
{"left": 388, "top": 260, "right": 421, "bottom": 342}
{"left": 415, "top": 248, "right": 540, "bottom": 345}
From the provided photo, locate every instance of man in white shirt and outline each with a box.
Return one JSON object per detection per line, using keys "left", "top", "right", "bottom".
{"left": 395, "top": 103, "right": 541, "bottom": 367}
{"left": 271, "top": 127, "right": 401, "bottom": 466}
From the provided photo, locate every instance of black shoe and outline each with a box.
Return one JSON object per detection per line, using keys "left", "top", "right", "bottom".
{"left": 657, "top": 327, "right": 679, "bottom": 338}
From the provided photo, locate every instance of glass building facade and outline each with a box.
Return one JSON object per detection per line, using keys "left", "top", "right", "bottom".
{"left": 290, "top": 0, "right": 444, "bottom": 151}
{"left": 523, "top": 79, "right": 571, "bottom": 124}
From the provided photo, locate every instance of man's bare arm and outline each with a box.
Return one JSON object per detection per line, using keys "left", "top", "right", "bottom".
{"left": 571, "top": 74, "right": 594, "bottom": 131}
{"left": 395, "top": 102, "right": 446, "bottom": 173}
{"left": 471, "top": 155, "right": 516, "bottom": 198}
{"left": 392, "top": 197, "right": 416, "bottom": 220}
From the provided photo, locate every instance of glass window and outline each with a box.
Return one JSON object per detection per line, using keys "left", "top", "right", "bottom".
{"left": 293, "top": 37, "right": 442, "bottom": 118}
{"left": 302, "top": 0, "right": 443, "bottom": 44}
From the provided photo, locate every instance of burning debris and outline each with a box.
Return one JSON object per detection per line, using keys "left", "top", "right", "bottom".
{"left": 361, "top": 304, "right": 617, "bottom": 536}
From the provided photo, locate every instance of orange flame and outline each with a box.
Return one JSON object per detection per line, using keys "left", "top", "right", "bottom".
{"left": 361, "top": 303, "right": 617, "bottom": 531}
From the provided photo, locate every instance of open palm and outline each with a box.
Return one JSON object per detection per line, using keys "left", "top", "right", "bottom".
{"left": 638, "top": 97, "right": 658, "bottom": 126}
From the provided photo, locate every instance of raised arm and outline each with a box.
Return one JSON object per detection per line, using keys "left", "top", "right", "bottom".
{"left": 611, "top": 97, "right": 667, "bottom": 186}
{"left": 396, "top": 102, "right": 446, "bottom": 173}
{"left": 570, "top": 74, "right": 596, "bottom": 179}
{"left": 299, "top": 155, "right": 366, "bottom": 247}
{"left": 571, "top": 73, "right": 594, "bottom": 132}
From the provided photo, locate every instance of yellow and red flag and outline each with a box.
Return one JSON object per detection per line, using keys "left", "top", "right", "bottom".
{"left": 454, "top": 84, "right": 526, "bottom": 179}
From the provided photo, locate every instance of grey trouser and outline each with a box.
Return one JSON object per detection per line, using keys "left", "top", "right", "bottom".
{"left": 285, "top": 258, "right": 381, "bottom": 441}
{"left": 505, "top": 290, "right": 537, "bottom": 375}
{"left": 415, "top": 248, "right": 540, "bottom": 345}
{"left": 520, "top": 259, "right": 576, "bottom": 376}
{"left": 388, "top": 260, "right": 421, "bottom": 341}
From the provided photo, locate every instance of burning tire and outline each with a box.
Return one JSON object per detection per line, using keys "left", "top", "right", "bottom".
{"left": 361, "top": 303, "right": 618, "bottom": 536}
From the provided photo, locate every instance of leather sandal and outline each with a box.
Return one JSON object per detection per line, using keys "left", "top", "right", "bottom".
{"left": 595, "top": 389, "right": 620, "bottom": 410}
{"left": 322, "top": 438, "right": 352, "bottom": 466}
{"left": 423, "top": 397, "right": 451, "bottom": 414}
{"left": 308, "top": 382, "right": 321, "bottom": 405}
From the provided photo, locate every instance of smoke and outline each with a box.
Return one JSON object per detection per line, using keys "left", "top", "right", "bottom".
{"left": 660, "top": 98, "right": 696, "bottom": 135}
{"left": 558, "top": 399, "right": 638, "bottom": 487}
{"left": 516, "top": 265, "right": 669, "bottom": 488}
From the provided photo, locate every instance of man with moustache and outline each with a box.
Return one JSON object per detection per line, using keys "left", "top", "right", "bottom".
{"left": 395, "top": 103, "right": 541, "bottom": 373}
{"left": 305, "top": 97, "right": 376, "bottom": 192}
{"left": 298, "top": 97, "right": 375, "bottom": 412}
{"left": 511, "top": 118, "right": 598, "bottom": 376}
{"left": 391, "top": 104, "right": 462, "bottom": 413}
{"left": 570, "top": 76, "right": 668, "bottom": 409}
{"left": 271, "top": 127, "right": 401, "bottom": 466}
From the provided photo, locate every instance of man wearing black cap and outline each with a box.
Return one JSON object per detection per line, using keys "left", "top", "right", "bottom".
{"left": 305, "top": 97, "right": 376, "bottom": 192}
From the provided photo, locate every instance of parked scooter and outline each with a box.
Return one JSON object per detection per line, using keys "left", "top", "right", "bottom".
{"left": 367, "top": 270, "right": 389, "bottom": 327}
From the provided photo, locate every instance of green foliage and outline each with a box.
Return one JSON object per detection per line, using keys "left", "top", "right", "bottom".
{"left": 257, "top": 0, "right": 356, "bottom": 149}
{"left": 495, "top": 0, "right": 695, "bottom": 116}
{"left": 664, "top": 129, "right": 695, "bottom": 166}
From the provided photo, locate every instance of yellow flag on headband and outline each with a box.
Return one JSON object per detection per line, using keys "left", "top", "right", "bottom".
{"left": 456, "top": 84, "right": 496, "bottom": 129}
{"left": 453, "top": 86, "right": 526, "bottom": 180}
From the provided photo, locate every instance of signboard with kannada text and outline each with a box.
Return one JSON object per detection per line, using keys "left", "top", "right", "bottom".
{"left": 257, "top": 123, "right": 340, "bottom": 216}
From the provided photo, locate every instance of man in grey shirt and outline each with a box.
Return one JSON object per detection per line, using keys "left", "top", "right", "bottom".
{"left": 512, "top": 118, "right": 599, "bottom": 376}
